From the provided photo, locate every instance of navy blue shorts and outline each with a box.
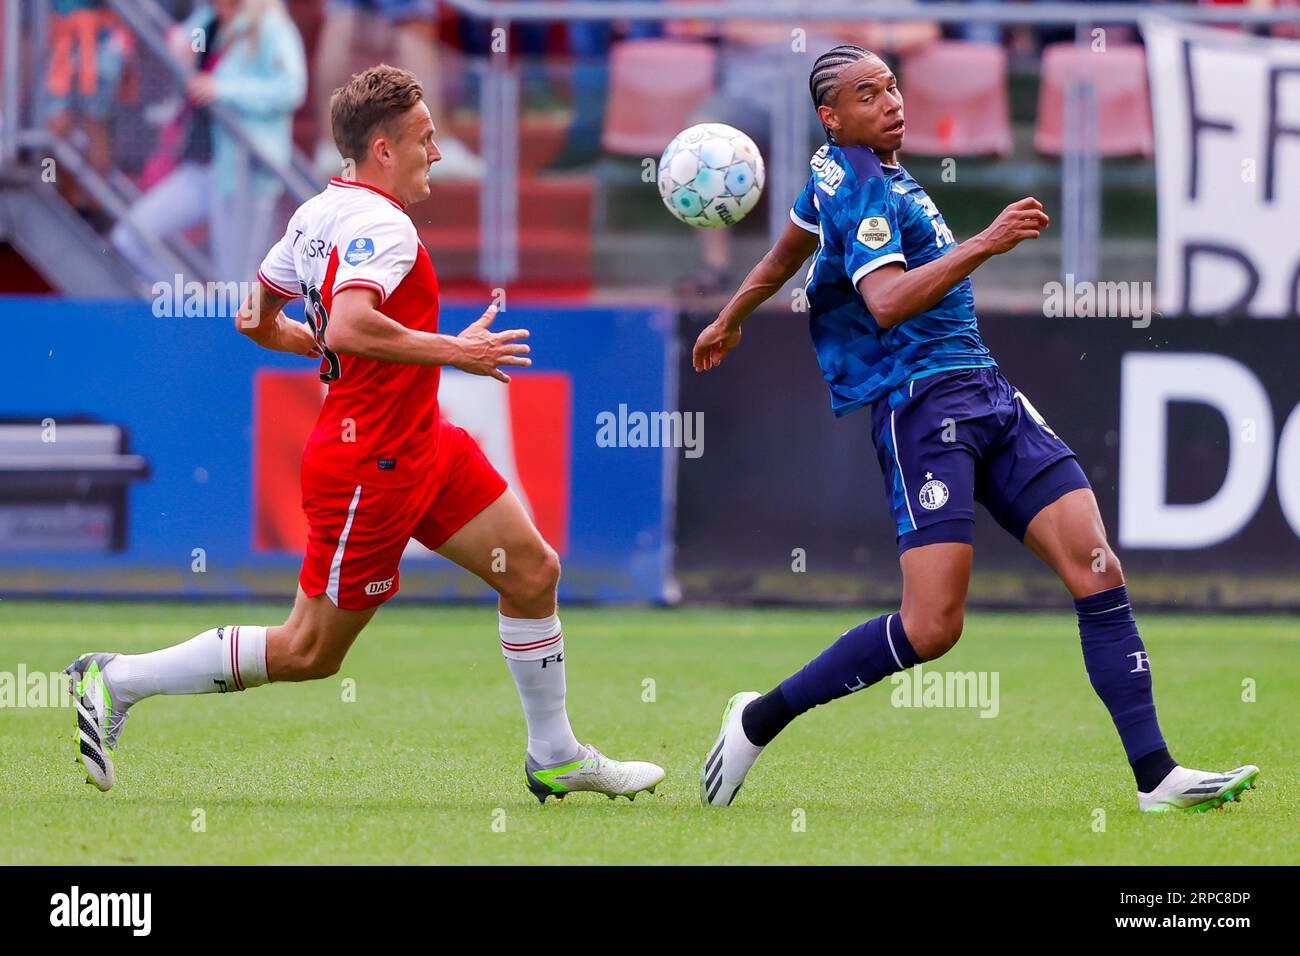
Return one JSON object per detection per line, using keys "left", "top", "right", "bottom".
{"left": 869, "top": 367, "right": 1090, "bottom": 554}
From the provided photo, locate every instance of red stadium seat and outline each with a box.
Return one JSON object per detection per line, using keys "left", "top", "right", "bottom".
{"left": 1034, "top": 42, "right": 1154, "bottom": 158}
{"left": 412, "top": 176, "right": 595, "bottom": 290}
{"left": 446, "top": 114, "right": 570, "bottom": 173}
{"left": 601, "top": 39, "right": 718, "bottom": 157}
{"left": 899, "top": 40, "right": 1013, "bottom": 157}
{"left": 850, "top": 20, "right": 941, "bottom": 56}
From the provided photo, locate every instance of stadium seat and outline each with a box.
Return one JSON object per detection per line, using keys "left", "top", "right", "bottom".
{"left": 899, "top": 41, "right": 1013, "bottom": 157}
{"left": 601, "top": 39, "right": 718, "bottom": 156}
{"left": 446, "top": 114, "right": 570, "bottom": 173}
{"left": 1034, "top": 42, "right": 1153, "bottom": 158}
{"left": 412, "top": 176, "right": 595, "bottom": 291}
{"left": 851, "top": 20, "right": 941, "bottom": 56}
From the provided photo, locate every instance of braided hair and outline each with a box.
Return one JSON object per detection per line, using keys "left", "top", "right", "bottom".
{"left": 808, "top": 44, "right": 875, "bottom": 143}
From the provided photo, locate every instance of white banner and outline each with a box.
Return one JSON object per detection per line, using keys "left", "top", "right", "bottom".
{"left": 1145, "top": 17, "right": 1300, "bottom": 318}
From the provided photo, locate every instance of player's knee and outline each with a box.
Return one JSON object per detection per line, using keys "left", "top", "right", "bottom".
{"left": 902, "top": 609, "right": 965, "bottom": 661}
{"left": 1073, "top": 544, "right": 1124, "bottom": 596}
{"left": 278, "top": 622, "right": 344, "bottom": 680}
{"left": 1099, "top": 548, "right": 1124, "bottom": 587}
{"left": 502, "top": 544, "right": 560, "bottom": 610}
{"left": 302, "top": 646, "right": 344, "bottom": 679}
{"left": 532, "top": 545, "right": 562, "bottom": 596}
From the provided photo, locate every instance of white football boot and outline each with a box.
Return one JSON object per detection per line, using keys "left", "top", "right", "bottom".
{"left": 701, "top": 691, "right": 764, "bottom": 807}
{"left": 1137, "top": 764, "right": 1259, "bottom": 813}
{"left": 65, "top": 653, "right": 131, "bottom": 792}
{"left": 525, "top": 744, "right": 664, "bottom": 803}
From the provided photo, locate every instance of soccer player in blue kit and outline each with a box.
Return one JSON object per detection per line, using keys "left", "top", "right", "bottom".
{"left": 692, "top": 45, "right": 1259, "bottom": 812}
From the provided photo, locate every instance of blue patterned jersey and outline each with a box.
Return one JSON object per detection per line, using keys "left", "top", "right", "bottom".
{"left": 790, "top": 143, "right": 995, "bottom": 417}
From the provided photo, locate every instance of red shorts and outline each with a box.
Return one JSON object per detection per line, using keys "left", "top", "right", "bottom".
{"left": 299, "top": 424, "right": 508, "bottom": 610}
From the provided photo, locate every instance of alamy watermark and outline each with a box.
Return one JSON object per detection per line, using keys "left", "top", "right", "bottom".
{"left": 596, "top": 405, "right": 704, "bottom": 459}
{"left": 152, "top": 275, "right": 263, "bottom": 318}
{"left": 1043, "top": 274, "right": 1153, "bottom": 328}
{"left": 890, "top": 663, "right": 1000, "bottom": 718}
{"left": 49, "top": 887, "right": 151, "bottom": 936}
{"left": 0, "top": 666, "right": 72, "bottom": 708}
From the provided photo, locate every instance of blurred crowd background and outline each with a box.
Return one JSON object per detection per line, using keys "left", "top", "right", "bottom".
{"left": 2, "top": 0, "right": 1297, "bottom": 305}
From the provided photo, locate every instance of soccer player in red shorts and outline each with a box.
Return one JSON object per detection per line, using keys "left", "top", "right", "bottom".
{"left": 65, "top": 65, "right": 664, "bottom": 803}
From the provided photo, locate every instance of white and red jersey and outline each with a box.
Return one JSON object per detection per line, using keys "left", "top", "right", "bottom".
{"left": 258, "top": 177, "right": 442, "bottom": 489}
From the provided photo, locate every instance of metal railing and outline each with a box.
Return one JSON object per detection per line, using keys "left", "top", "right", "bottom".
{"left": 437, "top": 0, "right": 1299, "bottom": 25}
{"left": 0, "top": 0, "right": 315, "bottom": 292}
{"left": 1, "top": 0, "right": 19, "bottom": 166}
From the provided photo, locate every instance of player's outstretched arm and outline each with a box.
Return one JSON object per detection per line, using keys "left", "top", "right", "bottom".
{"left": 859, "top": 197, "right": 1049, "bottom": 330}
{"left": 326, "top": 289, "right": 531, "bottom": 383}
{"left": 235, "top": 287, "right": 319, "bottom": 356}
{"left": 693, "top": 221, "right": 820, "bottom": 372}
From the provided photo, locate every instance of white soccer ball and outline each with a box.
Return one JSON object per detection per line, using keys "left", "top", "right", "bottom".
{"left": 657, "top": 123, "right": 765, "bottom": 228}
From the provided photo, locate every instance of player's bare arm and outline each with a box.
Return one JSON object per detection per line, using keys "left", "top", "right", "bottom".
{"left": 858, "top": 197, "right": 1049, "bottom": 329}
{"left": 235, "top": 287, "right": 319, "bottom": 356}
{"left": 693, "top": 220, "right": 819, "bottom": 372}
{"left": 325, "top": 288, "right": 531, "bottom": 383}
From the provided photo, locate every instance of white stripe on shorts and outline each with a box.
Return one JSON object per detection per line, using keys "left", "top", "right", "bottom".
{"left": 326, "top": 484, "right": 363, "bottom": 606}
{"left": 890, "top": 409, "right": 918, "bottom": 532}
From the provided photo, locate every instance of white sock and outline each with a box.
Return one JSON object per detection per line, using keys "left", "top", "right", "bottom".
{"left": 499, "top": 612, "right": 581, "bottom": 766}
{"left": 102, "top": 625, "right": 269, "bottom": 709}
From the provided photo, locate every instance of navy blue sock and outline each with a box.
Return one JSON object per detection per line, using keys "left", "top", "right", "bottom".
{"left": 741, "top": 613, "right": 921, "bottom": 747}
{"left": 743, "top": 613, "right": 920, "bottom": 745}
{"left": 1076, "top": 585, "right": 1174, "bottom": 787}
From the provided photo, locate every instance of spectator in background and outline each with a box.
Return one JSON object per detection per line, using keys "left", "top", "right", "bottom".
{"left": 311, "top": 0, "right": 481, "bottom": 179}
{"left": 111, "top": 0, "right": 306, "bottom": 285}
{"left": 44, "top": 0, "right": 134, "bottom": 228}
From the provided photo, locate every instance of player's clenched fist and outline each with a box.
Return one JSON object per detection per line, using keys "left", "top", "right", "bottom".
{"left": 978, "top": 197, "right": 1050, "bottom": 255}
{"left": 234, "top": 300, "right": 319, "bottom": 357}
{"left": 692, "top": 319, "right": 742, "bottom": 372}
{"left": 275, "top": 318, "right": 322, "bottom": 357}
{"left": 453, "top": 303, "right": 531, "bottom": 383}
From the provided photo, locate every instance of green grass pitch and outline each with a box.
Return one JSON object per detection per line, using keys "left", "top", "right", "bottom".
{"left": 2, "top": 601, "right": 1295, "bottom": 865}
